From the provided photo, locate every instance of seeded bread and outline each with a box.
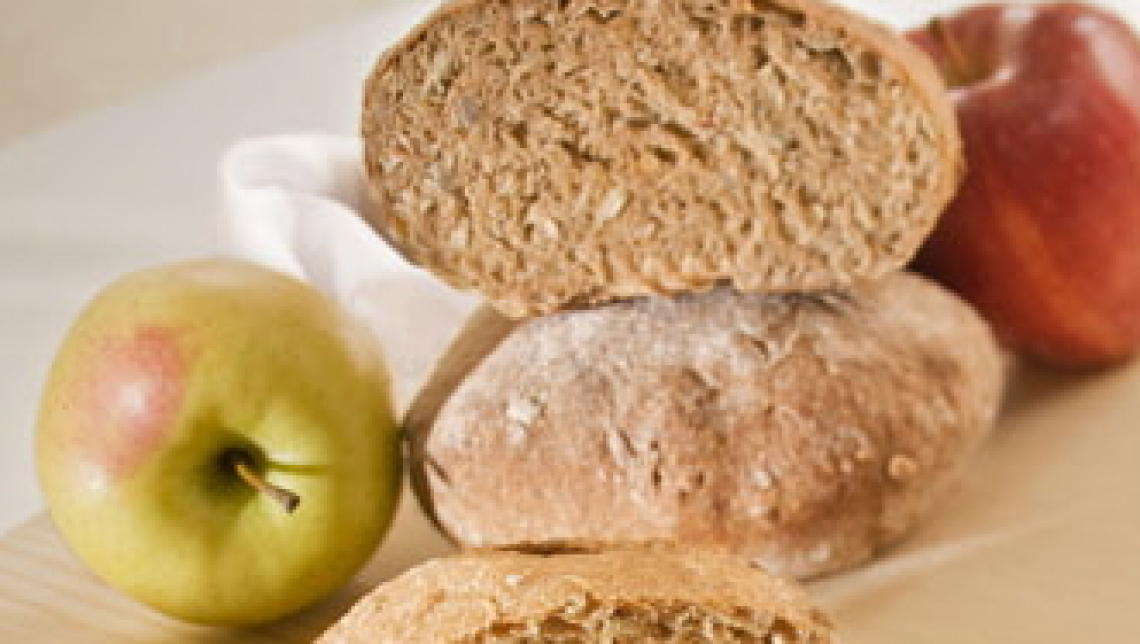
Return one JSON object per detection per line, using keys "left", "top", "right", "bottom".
{"left": 317, "top": 549, "right": 835, "bottom": 643}
{"left": 407, "top": 273, "right": 1004, "bottom": 578}
{"left": 362, "top": 0, "right": 963, "bottom": 317}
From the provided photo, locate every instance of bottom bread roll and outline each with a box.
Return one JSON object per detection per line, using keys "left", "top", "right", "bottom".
{"left": 317, "top": 550, "right": 835, "bottom": 643}
{"left": 408, "top": 273, "right": 1006, "bottom": 578}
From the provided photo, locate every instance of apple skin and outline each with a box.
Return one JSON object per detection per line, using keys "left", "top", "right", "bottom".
{"left": 36, "top": 259, "right": 402, "bottom": 626}
{"left": 908, "top": 4, "right": 1140, "bottom": 368}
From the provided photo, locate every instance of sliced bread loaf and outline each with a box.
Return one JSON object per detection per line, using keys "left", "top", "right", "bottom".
{"left": 317, "top": 549, "right": 835, "bottom": 643}
{"left": 363, "top": 0, "right": 962, "bottom": 316}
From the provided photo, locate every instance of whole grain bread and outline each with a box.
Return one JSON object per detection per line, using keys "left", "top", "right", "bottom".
{"left": 362, "top": 0, "right": 963, "bottom": 317}
{"left": 407, "top": 273, "right": 1005, "bottom": 578}
{"left": 317, "top": 549, "right": 835, "bottom": 643}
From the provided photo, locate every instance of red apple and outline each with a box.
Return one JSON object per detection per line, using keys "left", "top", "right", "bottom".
{"left": 907, "top": 3, "right": 1140, "bottom": 368}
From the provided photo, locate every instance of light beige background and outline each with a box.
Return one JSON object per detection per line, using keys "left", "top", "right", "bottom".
{"left": 0, "top": 0, "right": 379, "bottom": 143}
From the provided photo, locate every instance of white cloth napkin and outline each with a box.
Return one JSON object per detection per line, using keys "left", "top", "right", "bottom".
{"left": 220, "top": 135, "right": 479, "bottom": 410}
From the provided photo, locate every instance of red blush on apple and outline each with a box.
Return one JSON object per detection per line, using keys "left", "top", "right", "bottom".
{"left": 83, "top": 326, "right": 185, "bottom": 479}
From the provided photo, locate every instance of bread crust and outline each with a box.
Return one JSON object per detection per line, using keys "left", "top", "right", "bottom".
{"left": 362, "top": 0, "right": 962, "bottom": 317}
{"left": 408, "top": 273, "right": 1004, "bottom": 578}
{"left": 317, "top": 549, "right": 835, "bottom": 643}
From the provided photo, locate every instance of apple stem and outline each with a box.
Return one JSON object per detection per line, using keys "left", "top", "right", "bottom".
{"left": 928, "top": 18, "right": 974, "bottom": 88}
{"left": 227, "top": 451, "right": 300, "bottom": 514}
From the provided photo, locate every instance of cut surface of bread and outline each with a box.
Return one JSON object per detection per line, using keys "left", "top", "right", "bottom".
{"left": 408, "top": 273, "right": 1005, "bottom": 578}
{"left": 363, "top": 0, "right": 962, "bottom": 316}
{"left": 317, "top": 550, "right": 835, "bottom": 643}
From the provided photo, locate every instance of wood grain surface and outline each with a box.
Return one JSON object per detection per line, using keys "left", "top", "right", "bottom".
{"left": 0, "top": 486, "right": 456, "bottom": 643}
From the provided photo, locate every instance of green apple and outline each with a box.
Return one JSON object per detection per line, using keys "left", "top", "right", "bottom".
{"left": 36, "top": 259, "right": 402, "bottom": 626}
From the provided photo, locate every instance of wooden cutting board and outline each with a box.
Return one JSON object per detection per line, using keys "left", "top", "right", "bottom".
{"left": 2, "top": 362, "right": 1138, "bottom": 642}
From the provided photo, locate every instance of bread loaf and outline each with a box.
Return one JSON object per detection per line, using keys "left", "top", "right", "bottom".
{"left": 407, "top": 273, "right": 1005, "bottom": 578}
{"left": 317, "top": 549, "right": 836, "bottom": 642}
{"left": 362, "top": 0, "right": 963, "bottom": 317}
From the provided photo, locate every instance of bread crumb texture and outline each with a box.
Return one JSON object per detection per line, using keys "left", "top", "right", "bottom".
{"left": 363, "top": 0, "right": 961, "bottom": 316}
{"left": 317, "top": 550, "right": 835, "bottom": 643}
{"left": 414, "top": 274, "right": 1004, "bottom": 578}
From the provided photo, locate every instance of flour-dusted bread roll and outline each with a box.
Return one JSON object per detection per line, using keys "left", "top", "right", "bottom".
{"left": 407, "top": 273, "right": 1005, "bottom": 578}
{"left": 362, "top": 0, "right": 963, "bottom": 317}
{"left": 317, "top": 550, "right": 836, "bottom": 643}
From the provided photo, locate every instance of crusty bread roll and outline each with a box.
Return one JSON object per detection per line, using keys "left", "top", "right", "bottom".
{"left": 317, "top": 549, "right": 835, "bottom": 643}
{"left": 362, "top": 0, "right": 963, "bottom": 317}
{"left": 407, "top": 273, "right": 1004, "bottom": 578}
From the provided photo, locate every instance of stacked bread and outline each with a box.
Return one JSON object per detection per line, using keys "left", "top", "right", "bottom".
{"left": 323, "top": 0, "right": 1006, "bottom": 641}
